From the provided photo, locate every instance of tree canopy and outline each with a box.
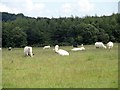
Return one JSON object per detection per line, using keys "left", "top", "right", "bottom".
{"left": 1, "top": 12, "right": 120, "bottom": 47}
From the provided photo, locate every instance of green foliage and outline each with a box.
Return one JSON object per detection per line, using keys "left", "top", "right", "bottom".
{"left": 2, "top": 26, "right": 27, "bottom": 47}
{"left": 2, "top": 12, "right": 120, "bottom": 47}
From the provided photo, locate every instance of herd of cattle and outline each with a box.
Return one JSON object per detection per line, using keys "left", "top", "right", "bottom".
{"left": 0, "top": 41, "right": 114, "bottom": 57}
{"left": 24, "top": 41, "right": 113, "bottom": 57}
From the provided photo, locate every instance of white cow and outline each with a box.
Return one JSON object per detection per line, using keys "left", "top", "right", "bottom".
{"left": 24, "top": 46, "right": 34, "bottom": 57}
{"left": 43, "top": 46, "right": 50, "bottom": 49}
{"left": 71, "top": 44, "right": 85, "bottom": 51}
{"left": 54, "top": 45, "right": 69, "bottom": 56}
{"left": 107, "top": 41, "right": 113, "bottom": 49}
{"left": 71, "top": 48, "right": 82, "bottom": 51}
{"left": 0, "top": 48, "right": 1, "bottom": 50}
{"left": 80, "top": 46, "right": 85, "bottom": 50}
{"left": 95, "top": 42, "right": 106, "bottom": 49}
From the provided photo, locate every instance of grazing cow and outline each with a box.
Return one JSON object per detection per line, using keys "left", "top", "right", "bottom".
{"left": 24, "top": 46, "right": 34, "bottom": 57}
{"left": 95, "top": 42, "right": 106, "bottom": 49}
{"left": 43, "top": 46, "right": 50, "bottom": 49}
{"left": 107, "top": 41, "right": 114, "bottom": 49}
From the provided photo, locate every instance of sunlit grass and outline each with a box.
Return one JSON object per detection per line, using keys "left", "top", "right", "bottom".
{"left": 2, "top": 44, "right": 118, "bottom": 88}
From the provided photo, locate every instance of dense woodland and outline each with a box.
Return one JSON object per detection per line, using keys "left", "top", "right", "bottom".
{"left": 1, "top": 12, "right": 120, "bottom": 47}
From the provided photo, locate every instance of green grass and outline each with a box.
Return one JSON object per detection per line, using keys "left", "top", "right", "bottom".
{"left": 2, "top": 44, "right": 118, "bottom": 88}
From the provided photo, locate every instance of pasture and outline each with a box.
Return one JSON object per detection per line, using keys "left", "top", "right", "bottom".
{"left": 2, "top": 44, "right": 118, "bottom": 88}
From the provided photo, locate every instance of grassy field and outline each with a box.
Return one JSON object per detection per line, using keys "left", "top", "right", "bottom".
{"left": 2, "top": 44, "right": 118, "bottom": 88}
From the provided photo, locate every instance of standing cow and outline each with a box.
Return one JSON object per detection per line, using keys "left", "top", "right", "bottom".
{"left": 24, "top": 46, "right": 34, "bottom": 57}
{"left": 107, "top": 41, "right": 114, "bottom": 49}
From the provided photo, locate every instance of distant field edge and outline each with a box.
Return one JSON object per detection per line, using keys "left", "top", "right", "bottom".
{"left": 1, "top": 88, "right": 119, "bottom": 90}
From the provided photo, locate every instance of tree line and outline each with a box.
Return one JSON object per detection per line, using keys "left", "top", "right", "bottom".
{"left": 1, "top": 12, "right": 120, "bottom": 47}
